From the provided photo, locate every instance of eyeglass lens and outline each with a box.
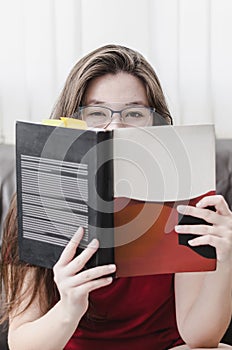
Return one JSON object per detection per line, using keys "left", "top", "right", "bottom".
{"left": 80, "top": 106, "right": 152, "bottom": 127}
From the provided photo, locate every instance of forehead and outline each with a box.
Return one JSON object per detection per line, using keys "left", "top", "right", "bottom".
{"left": 85, "top": 72, "right": 149, "bottom": 106}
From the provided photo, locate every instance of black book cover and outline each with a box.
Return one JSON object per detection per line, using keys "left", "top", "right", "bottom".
{"left": 16, "top": 121, "right": 114, "bottom": 269}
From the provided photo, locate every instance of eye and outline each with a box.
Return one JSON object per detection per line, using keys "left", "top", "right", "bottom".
{"left": 87, "top": 109, "right": 107, "bottom": 117}
{"left": 125, "top": 110, "right": 144, "bottom": 118}
{"left": 82, "top": 107, "right": 110, "bottom": 121}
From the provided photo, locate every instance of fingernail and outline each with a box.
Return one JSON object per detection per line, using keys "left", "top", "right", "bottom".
{"left": 74, "top": 227, "right": 83, "bottom": 235}
{"left": 88, "top": 238, "right": 99, "bottom": 248}
{"left": 177, "top": 205, "right": 187, "bottom": 213}
{"left": 196, "top": 201, "right": 202, "bottom": 207}
{"left": 175, "top": 225, "right": 182, "bottom": 232}
{"left": 108, "top": 264, "right": 116, "bottom": 271}
{"left": 188, "top": 240, "right": 196, "bottom": 246}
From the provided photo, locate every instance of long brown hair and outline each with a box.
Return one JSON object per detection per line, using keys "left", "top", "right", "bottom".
{"left": 0, "top": 194, "right": 57, "bottom": 323}
{"left": 1, "top": 44, "right": 172, "bottom": 323}
{"left": 51, "top": 44, "right": 172, "bottom": 124}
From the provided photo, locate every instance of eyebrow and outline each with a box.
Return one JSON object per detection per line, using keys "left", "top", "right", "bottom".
{"left": 87, "top": 100, "right": 105, "bottom": 105}
{"left": 87, "top": 99, "right": 147, "bottom": 106}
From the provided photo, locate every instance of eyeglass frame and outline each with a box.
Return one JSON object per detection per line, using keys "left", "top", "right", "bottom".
{"left": 71, "top": 105, "right": 169, "bottom": 127}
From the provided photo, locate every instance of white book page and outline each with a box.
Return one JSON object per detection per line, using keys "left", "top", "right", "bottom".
{"left": 113, "top": 124, "right": 215, "bottom": 201}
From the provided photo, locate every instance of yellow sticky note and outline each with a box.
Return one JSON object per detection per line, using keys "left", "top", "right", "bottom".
{"left": 60, "top": 117, "right": 87, "bottom": 130}
{"left": 42, "top": 119, "right": 65, "bottom": 127}
{"left": 42, "top": 118, "right": 87, "bottom": 130}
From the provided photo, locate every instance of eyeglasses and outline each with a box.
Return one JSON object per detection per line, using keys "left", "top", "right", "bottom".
{"left": 74, "top": 105, "right": 156, "bottom": 127}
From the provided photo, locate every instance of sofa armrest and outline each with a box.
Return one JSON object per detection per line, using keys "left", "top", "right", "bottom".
{"left": 0, "top": 144, "right": 16, "bottom": 247}
{"left": 216, "top": 139, "right": 232, "bottom": 210}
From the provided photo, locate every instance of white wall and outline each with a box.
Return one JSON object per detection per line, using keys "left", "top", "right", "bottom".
{"left": 0, "top": 0, "right": 232, "bottom": 143}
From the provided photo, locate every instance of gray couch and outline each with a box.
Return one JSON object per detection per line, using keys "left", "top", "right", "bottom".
{"left": 215, "top": 139, "right": 232, "bottom": 345}
{"left": 0, "top": 144, "right": 16, "bottom": 245}
{"left": 0, "top": 140, "right": 232, "bottom": 348}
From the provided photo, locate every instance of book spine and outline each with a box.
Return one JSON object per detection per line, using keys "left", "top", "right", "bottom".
{"left": 95, "top": 131, "right": 114, "bottom": 266}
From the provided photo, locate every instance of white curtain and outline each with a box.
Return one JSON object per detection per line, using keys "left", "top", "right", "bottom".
{"left": 0, "top": 0, "right": 232, "bottom": 143}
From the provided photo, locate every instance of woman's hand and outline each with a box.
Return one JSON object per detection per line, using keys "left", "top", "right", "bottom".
{"left": 174, "top": 195, "right": 232, "bottom": 347}
{"left": 53, "top": 227, "right": 116, "bottom": 322}
{"left": 8, "top": 227, "right": 115, "bottom": 350}
{"left": 175, "top": 195, "right": 232, "bottom": 263}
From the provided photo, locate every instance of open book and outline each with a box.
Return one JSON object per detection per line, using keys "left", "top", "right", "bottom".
{"left": 16, "top": 120, "right": 216, "bottom": 276}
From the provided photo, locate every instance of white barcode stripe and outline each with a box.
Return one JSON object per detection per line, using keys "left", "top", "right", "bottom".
{"left": 21, "top": 161, "right": 88, "bottom": 176}
{"left": 22, "top": 179, "right": 88, "bottom": 202}
{"left": 22, "top": 193, "right": 88, "bottom": 213}
{"left": 23, "top": 204, "right": 88, "bottom": 227}
{"left": 21, "top": 154, "right": 88, "bottom": 169}
{"left": 23, "top": 231, "right": 68, "bottom": 246}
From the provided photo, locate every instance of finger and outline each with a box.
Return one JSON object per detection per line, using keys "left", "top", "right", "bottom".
{"left": 188, "top": 234, "right": 221, "bottom": 249}
{"left": 177, "top": 205, "right": 220, "bottom": 225}
{"left": 80, "top": 276, "right": 114, "bottom": 294}
{"left": 66, "top": 238, "right": 99, "bottom": 275}
{"left": 196, "top": 195, "right": 231, "bottom": 216}
{"left": 58, "top": 227, "right": 84, "bottom": 266}
{"left": 187, "top": 234, "right": 227, "bottom": 261}
{"left": 175, "top": 224, "right": 216, "bottom": 236}
{"left": 70, "top": 264, "right": 116, "bottom": 287}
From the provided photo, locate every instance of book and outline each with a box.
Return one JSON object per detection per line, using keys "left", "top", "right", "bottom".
{"left": 16, "top": 121, "right": 217, "bottom": 275}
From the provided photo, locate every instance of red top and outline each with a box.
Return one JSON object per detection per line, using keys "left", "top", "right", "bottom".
{"left": 64, "top": 274, "right": 184, "bottom": 350}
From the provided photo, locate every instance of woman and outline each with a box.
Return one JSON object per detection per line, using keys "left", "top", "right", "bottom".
{"left": 1, "top": 44, "right": 232, "bottom": 350}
